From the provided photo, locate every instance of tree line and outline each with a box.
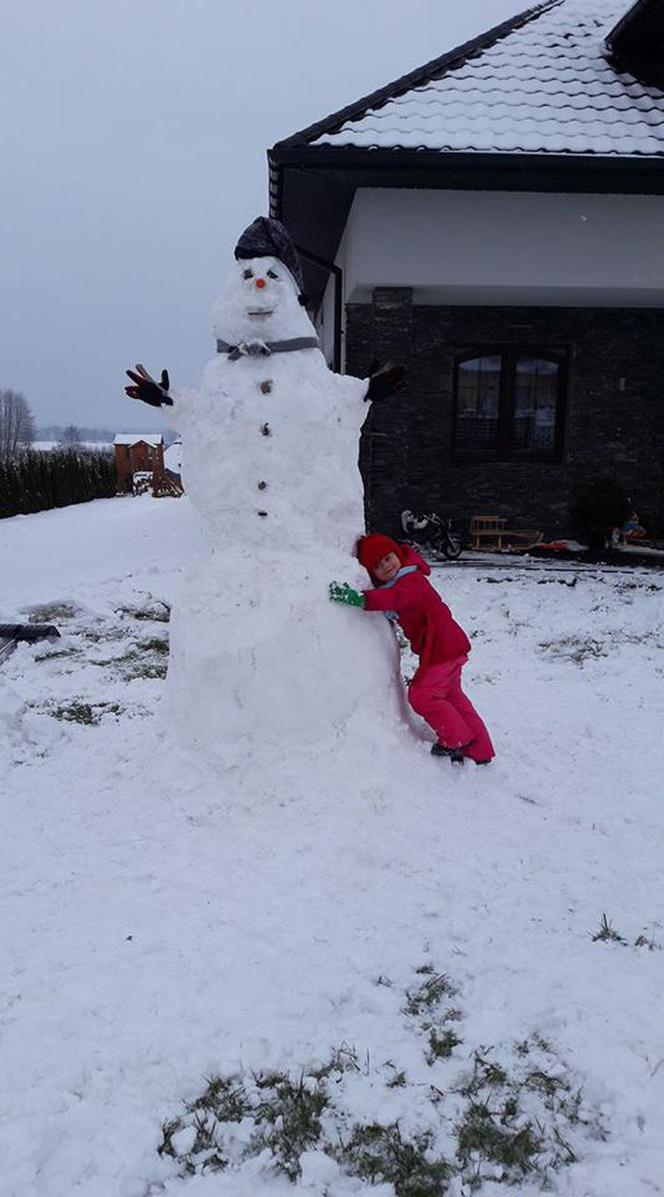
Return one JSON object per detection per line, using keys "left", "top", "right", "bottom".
{"left": 0, "top": 388, "right": 117, "bottom": 518}
{"left": 0, "top": 447, "right": 117, "bottom": 519}
{"left": 37, "top": 423, "right": 117, "bottom": 444}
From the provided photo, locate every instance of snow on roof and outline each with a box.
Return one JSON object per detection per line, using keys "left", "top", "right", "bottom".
{"left": 113, "top": 434, "right": 163, "bottom": 446}
{"left": 310, "top": 0, "right": 664, "bottom": 158}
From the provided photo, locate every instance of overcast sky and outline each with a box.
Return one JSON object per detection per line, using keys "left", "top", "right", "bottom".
{"left": 1, "top": 0, "right": 519, "bottom": 430}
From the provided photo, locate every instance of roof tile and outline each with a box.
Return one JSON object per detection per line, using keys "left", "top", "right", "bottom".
{"left": 313, "top": 0, "right": 664, "bottom": 157}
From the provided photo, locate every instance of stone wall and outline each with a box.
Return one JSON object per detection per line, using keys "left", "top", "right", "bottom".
{"left": 348, "top": 291, "right": 664, "bottom": 538}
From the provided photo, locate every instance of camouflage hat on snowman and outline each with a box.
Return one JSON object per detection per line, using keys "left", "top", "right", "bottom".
{"left": 234, "top": 216, "right": 306, "bottom": 301}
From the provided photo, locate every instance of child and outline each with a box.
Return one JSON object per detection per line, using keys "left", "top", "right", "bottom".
{"left": 330, "top": 534, "right": 494, "bottom": 765}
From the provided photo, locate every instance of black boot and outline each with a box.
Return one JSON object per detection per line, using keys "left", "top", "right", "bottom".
{"left": 431, "top": 742, "right": 466, "bottom": 765}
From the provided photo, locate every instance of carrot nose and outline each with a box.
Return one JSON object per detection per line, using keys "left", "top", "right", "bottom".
{"left": 255, "top": 278, "right": 266, "bottom": 289}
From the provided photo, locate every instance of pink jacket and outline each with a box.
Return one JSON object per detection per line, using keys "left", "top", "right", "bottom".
{"left": 363, "top": 545, "right": 471, "bottom": 680}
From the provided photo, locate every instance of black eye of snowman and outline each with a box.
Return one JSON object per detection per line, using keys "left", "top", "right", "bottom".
{"left": 267, "top": 269, "right": 279, "bottom": 280}
{"left": 243, "top": 268, "right": 254, "bottom": 280}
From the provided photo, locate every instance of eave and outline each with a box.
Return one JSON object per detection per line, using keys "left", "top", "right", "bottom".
{"left": 268, "top": 146, "right": 664, "bottom": 309}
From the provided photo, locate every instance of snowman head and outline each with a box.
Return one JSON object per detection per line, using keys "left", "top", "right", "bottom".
{"left": 212, "top": 255, "right": 315, "bottom": 345}
{"left": 212, "top": 216, "right": 315, "bottom": 347}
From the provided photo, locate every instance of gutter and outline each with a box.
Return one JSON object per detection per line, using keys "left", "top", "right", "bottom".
{"left": 270, "top": 146, "right": 664, "bottom": 181}
{"left": 267, "top": 153, "right": 343, "bottom": 371}
{"left": 295, "top": 244, "right": 343, "bottom": 374}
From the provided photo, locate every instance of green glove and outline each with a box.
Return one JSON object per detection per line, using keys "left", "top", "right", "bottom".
{"left": 329, "top": 581, "right": 365, "bottom": 609}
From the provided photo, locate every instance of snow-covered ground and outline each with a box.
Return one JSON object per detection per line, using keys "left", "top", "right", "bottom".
{"left": 1, "top": 496, "right": 663, "bottom": 1197}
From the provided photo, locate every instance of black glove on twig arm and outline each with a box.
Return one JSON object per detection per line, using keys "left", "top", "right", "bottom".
{"left": 125, "top": 364, "right": 173, "bottom": 408}
{"left": 364, "top": 361, "right": 406, "bottom": 403}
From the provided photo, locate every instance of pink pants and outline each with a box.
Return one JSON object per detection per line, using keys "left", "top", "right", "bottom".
{"left": 408, "top": 656, "right": 495, "bottom": 763}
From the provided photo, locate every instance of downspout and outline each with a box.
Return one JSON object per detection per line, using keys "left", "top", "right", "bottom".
{"left": 295, "top": 245, "right": 343, "bottom": 374}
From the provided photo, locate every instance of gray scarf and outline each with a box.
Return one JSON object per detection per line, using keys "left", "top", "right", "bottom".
{"left": 216, "top": 336, "right": 319, "bottom": 361}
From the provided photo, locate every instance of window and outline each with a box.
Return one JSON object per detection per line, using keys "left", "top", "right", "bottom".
{"left": 453, "top": 348, "right": 567, "bottom": 461}
{"left": 455, "top": 356, "right": 501, "bottom": 458}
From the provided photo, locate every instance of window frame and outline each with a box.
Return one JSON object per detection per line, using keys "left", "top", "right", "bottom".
{"left": 452, "top": 344, "right": 568, "bottom": 463}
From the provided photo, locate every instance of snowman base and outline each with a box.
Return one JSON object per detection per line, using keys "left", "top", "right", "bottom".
{"left": 166, "top": 548, "right": 407, "bottom": 755}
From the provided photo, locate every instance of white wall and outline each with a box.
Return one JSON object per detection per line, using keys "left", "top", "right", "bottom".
{"left": 339, "top": 188, "right": 664, "bottom": 307}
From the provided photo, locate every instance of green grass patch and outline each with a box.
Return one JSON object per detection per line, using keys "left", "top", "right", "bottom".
{"left": 592, "top": 913, "right": 627, "bottom": 944}
{"left": 158, "top": 977, "right": 606, "bottom": 1192}
{"left": 251, "top": 1072, "right": 330, "bottom": 1180}
{"left": 456, "top": 1100, "right": 542, "bottom": 1176}
{"left": 540, "top": 635, "right": 609, "bottom": 664}
{"left": 403, "top": 972, "right": 456, "bottom": 1017}
{"left": 334, "top": 1122, "right": 452, "bottom": 1196}
{"left": 51, "top": 700, "right": 124, "bottom": 725}
{"left": 141, "top": 636, "right": 169, "bottom": 654}
{"left": 116, "top": 599, "right": 170, "bottom": 622}
{"left": 634, "top": 932, "right": 662, "bottom": 951}
{"left": 427, "top": 1028, "right": 462, "bottom": 1062}
{"left": 385, "top": 1063, "right": 407, "bottom": 1088}
{"left": 26, "top": 601, "right": 80, "bottom": 623}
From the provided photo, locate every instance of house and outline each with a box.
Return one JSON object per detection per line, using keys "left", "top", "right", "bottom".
{"left": 113, "top": 434, "right": 165, "bottom": 493}
{"left": 269, "top": 0, "right": 664, "bottom": 537}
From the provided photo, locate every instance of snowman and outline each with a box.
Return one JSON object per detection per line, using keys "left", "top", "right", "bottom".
{"left": 126, "top": 217, "right": 406, "bottom": 753}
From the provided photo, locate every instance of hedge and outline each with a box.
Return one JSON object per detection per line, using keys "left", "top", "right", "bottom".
{"left": 0, "top": 449, "right": 118, "bottom": 519}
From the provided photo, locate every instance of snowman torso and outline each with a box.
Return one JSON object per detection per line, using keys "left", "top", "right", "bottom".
{"left": 178, "top": 349, "right": 366, "bottom": 554}
{"left": 171, "top": 255, "right": 368, "bottom": 555}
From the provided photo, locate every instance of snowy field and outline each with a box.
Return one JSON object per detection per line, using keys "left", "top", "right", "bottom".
{"left": 1, "top": 495, "right": 663, "bottom": 1197}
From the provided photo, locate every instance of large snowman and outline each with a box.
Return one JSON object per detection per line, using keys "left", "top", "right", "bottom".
{"left": 126, "top": 217, "right": 406, "bottom": 753}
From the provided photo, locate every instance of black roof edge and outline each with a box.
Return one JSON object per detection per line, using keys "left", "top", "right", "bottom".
{"left": 270, "top": 0, "right": 562, "bottom": 154}
{"left": 268, "top": 146, "right": 664, "bottom": 227}
{"left": 271, "top": 145, "right": 664, "bottom": 173}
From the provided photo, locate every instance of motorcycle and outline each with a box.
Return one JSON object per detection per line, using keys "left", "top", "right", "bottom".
{"left": 400, "top": 509, "right": 464, "bottom": 560}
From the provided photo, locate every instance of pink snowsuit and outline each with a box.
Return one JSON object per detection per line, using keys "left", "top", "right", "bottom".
{"left": 363, "top": 547, "right": 494, "bottom": 763}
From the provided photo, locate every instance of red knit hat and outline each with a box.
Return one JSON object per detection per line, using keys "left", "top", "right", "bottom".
{"left": 356, "top": 534, "right": 403, "bottom": 576}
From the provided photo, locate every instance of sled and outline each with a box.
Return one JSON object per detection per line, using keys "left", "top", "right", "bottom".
{"left": 501, "top": 529, "right": 544, "bottom": 552}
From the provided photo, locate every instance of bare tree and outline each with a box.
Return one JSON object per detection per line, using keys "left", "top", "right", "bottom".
{"left": 0, "top": 389, "right": 37, "bottom": 459}
{"left": 23, "top": 406, "right": 36, "bottom": 447}
{"left": 59, "top": 424, "right": 82, "bottom": 447}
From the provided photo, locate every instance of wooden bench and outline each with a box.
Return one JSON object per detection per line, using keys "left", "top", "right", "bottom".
{"left": 470, "top": 516, "right": 543, "bottom": 553}
{"left": 470, "top": 515, "right": 507, "bottom": 550}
